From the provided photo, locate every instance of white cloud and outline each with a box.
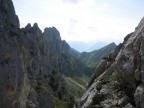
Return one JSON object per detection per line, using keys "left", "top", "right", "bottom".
{"left": 62, "top": 0, "right": 80, "bottom": 4}
{"left": 13, "top": 0, "right": 142, "bottom": 44}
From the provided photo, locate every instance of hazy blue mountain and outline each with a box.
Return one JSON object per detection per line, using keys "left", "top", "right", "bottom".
{"left": 68, "top": 41, "right": 90, "bottom": 52}
{"left": 88, "top": 42, "right": 107, "bottom": 52}
{"left": 68, "top": 41, "right": 107, "bottom": 52}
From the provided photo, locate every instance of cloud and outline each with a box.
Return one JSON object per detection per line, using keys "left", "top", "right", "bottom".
{"left": 88, "top": 26, "right": 97, "bottom": 32}
{"left": 69, "top": 18, "right": 78, "bottom": 23}
{"left": 68, "top": 18, "right": 78, "bottom": 35}
{"left": 62, "top": 0, "right": 79, "bottom": 4}
{"left": 13, "top": 0, "right": 143, "bottom": 44}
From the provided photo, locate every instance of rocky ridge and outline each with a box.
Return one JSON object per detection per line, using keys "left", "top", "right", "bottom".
{"left": 78, "top": 17, "right": 144, "bottom": 108}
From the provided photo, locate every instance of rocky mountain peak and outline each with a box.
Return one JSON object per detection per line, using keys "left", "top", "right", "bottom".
{"left": 138, "top": 17, "right": 144, "bottom": 27}
{"left": 0, "top": 0, "right": 14, "bottom": 13}
{"left": 110, "top": 42, "right": 116, "bottom": 46}
{"left": 0, "top": 0, "right": 19, "bottom": 27}
{"left": 33, "top": 23, "right": 39, "bottom": 29}
{"left": 44, "top": 27, "right": 61, "bottom": 41}
{"left": 25, "top": 23, "right": 31, "bottom": 30}
{"left": 24, "top": 23, "right": 42, "bottom": 36}
{"left": 32, "top": 23, "right": 42, "bottom": 34}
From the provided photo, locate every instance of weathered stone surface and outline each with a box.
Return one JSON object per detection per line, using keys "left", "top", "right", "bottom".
{"left": 123, "top": 103, "right": 135, "bottom": 108}
{"left": 100, "top": 85, "right": 109, "bottom": 95}
{"left": 114, "top": 17, "right": 144, "bottom": 100}
{"left": 79, "top": 17, "right": 144, "bottom": 108}
{"left": 117, "top": 96, "right": 130, "bottom": 107}
{"left": 134, "top": 84, "right": 144, "bottom": 108}
{"left": 87, "top": 60, "right": 108, "bottom": 88}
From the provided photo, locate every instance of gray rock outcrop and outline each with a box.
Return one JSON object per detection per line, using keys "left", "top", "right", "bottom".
{"left": 0, "top": 0, "right": 55, "bottom": 107}
{"left": 78, "top": 17, "right": 144, "bottom": 108}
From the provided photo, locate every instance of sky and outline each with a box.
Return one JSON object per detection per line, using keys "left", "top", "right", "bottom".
{"left": 12, "top": 0, "right": 144, "bottom": 44}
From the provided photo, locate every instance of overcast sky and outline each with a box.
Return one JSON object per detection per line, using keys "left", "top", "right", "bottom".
{"left": 13, "top": 0, "right": 144, "bottom": 44}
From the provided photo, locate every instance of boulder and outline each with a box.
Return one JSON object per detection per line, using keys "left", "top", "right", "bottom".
{"left": 134, "top": 84, "right": 144, "bottom": 108}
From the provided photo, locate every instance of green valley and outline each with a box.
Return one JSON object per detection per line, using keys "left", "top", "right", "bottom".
{"left": 62, "top": 75, "right": 89, "bottom": 100}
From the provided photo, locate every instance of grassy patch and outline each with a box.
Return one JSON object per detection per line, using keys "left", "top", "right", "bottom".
{"left": 53, "top": 97, "right": 72, "bottom": 108}
{"left": 91, "top": 93, "right": 105, "bottom": 105}
{"left": 71, "top": 76, "right": 87, "bottom": 86}
{"left": 62, "top": 75, "right": 86, "bottom": 100}
{"left": 96, "top": 74, "right": 117, "bottom": 91}
{"left": 87, "top": 105, "right": 97, "bottom": 108}
{"left": 100, "top": 74, "right": 117, "bottom": 82}
{"left": 69, "top": 86, "right": 84, "bottom": 99}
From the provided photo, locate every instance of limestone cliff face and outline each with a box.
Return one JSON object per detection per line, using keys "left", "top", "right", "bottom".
{"left": 0, "top": 0, "right": 29, "bottom": 107}
{"left": 0, "top": 0, "right": 55, "bottom": 107}
{"left": 78, "top": 17, "right": 144, "bottom": 108}
{"left": 115, "top": 17, "right": 144, "bottom": 108}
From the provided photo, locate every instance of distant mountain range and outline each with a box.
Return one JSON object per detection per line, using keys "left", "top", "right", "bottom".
{"left": 68, "top": 41, "right": 107, "bottom": 52}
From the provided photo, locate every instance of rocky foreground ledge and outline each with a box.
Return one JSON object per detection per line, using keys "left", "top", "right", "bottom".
{"left": 77, "top": 17, "right": 144, "bottom": 108}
